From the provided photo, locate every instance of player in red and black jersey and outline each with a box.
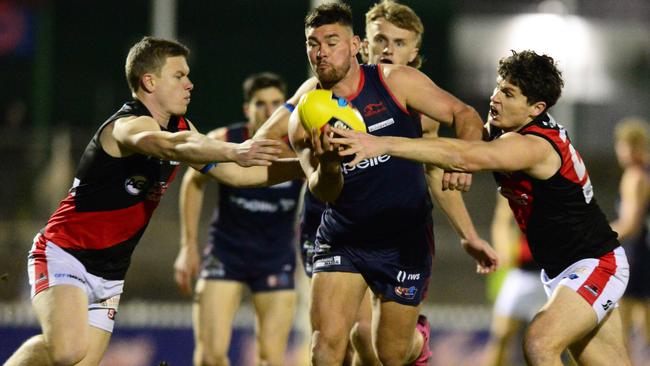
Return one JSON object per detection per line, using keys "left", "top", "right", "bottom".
{"left": 5, "top": 36, "right": 284, "bottom": 366}
{"left": 334, "top": 50, "right": 631, "bottom": 365}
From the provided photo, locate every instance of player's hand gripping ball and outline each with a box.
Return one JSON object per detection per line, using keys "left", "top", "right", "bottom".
{"left": 297, "top": 89, "right": 366, "bottom": 136}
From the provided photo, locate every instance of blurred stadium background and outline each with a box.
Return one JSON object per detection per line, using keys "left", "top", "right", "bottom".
{"left": 0, "top": 0, "right": 648, "bottom": 365}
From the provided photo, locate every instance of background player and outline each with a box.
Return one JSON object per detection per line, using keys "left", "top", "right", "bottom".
{"left": 173, "top": 72, "right": 302, "bottom": 366}
{"left": 610, "top": 117, "right": 650, "bottom": 353}
{"left": 482, "top": 194, "right": 545, "bottom": 366}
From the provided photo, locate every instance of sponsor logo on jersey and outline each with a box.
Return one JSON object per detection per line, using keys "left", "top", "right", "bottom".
{"left": 342, "top": 155, "right": 391, "bottom": 175}
{"left": 313, "top": 256, "right": 341, "bottom": 269}
{"left": 368, "top": 118, "right": 395, "bottom": 132}
{"left": 146, "top": 181, "right": 168, "bottom": 202}
{"left": 601, "top": 299, "right": 614, "bottom": 311}
{"left": 394, "top": 285, "right": 417, "bottom": 300}
{"left": 397, "top": 271, "right": 420, "bottom": 282}
{"left": 229, "top": 197, "right": 296, "bottom": 213}
{"left": 125, "top": 175, "right": 148, "bottom": 195}
{"left": 363, "top": 102, "right": 387, "bottom": 118}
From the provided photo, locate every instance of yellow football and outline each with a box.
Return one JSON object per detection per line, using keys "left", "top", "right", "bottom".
{"left": 296, "top": 89, "right": 366, "bottom": 135}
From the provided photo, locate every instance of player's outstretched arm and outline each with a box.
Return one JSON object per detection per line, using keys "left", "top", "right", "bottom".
{"left": 111, "top": 115, "right": 282, "bottom": 166}
{"left": 203, "top": 160, "right": 304, "bottom": 188}
{"left": 333, "top": 128, "right": 556, "bottom": 177}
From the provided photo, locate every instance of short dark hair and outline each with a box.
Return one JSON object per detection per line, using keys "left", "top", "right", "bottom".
{"left": 498, "top": 50, "right": 564, "bottom": 110}
{"left": 242, "top": 72, "right": 287, "bottom": 103}
{"left": 125, "top": 36, "right": 189, "bottom": 96}
{"left": 305, "top": 2, "right": 354, "bottom": 30}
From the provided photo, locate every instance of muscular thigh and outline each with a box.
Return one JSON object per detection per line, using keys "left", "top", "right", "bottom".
{"left": 194, "top": 279, "right": 244, "bottom": 340}
{"left": 310, "top": 271, "right": 368, "bottom": 333}
{"left": 374, "top": 299, "right": 421, "bottom": 352}
{"left": 33, "top": 285, "right": 90, "bottom": 346}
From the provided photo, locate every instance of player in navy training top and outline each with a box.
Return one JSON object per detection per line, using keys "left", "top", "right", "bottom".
{"left": 173, "top": 72, "right": 302, "bottom": 366}
{"left": 333, "top": 50, "right": 631, "bottom": 366}
{"left": 5, "top": 37, "right": 282, "bottom": 366}
{"left": 288, "top": 4, "right": 498, "bottom": 365}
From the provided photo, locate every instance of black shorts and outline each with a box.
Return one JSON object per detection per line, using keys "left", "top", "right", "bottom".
{"left": 312, "top": 229, "right": 434, "bottom": 306}
{"left": 199, "top": 255, "right": 295, "bottom": 292}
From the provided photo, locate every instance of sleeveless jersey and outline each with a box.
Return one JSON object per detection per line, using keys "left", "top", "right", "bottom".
{"left": 42, "top": 100, "right": 188, "bottom": 280}
{"left": 517, "top": 235, "right": 542, "bottom": 271}
{"left": 492, "top": 113, "right": 619, "bottom": 277}
{"left": 208, "top": 123, "right": 302, "bottom": 272}
{"left": 317, "top": 64, "right": 432, "bottom": 248}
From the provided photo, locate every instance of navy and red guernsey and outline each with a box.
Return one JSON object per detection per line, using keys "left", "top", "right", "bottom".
{"left": 207, "top": 122, "right": 302, "bottom": 274}
{"left": 492, "top": 113, "right": 619, "bottom": 277}
{"left": 43, "top": 100, "right": 189, "bottom": 280}
{"left": 316, "top": 64, "right": 432, "bottom": 248}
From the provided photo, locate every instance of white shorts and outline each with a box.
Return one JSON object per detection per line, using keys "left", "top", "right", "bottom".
{"left": 28, "top": 234, "right": 124, "bottom": 332}
{"left": 493, "top": 268, "right": 547, "bottom": 321}
{"left": 541, "top": 246, "right": 629, "bottom": 323}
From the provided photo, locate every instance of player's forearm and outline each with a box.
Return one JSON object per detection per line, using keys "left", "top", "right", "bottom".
{"left": 452, "top": 106, "right": 484, "bottom": 141}
{"left": 179, "top": 170, "right": 206, "bottom": 249}
{"left": 383, "top": 136, "right": 466, "bottom": 171}
{"left": 427, "top": 167, "right": 479, "bottom": 240}
{"left": 207, "top": 161, "right": 304, "bottom": 188}
{"left": 308, "top": 164, "right": 343, "bottom": 203}
{"left": 136, "top": 131, "right": 238, "bottom": 164}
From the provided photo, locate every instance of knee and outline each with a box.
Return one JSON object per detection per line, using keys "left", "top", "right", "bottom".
{"left": 311, "top": 329, "right": 349, "bottom": 364}
{"left": 350, "top": 321, "right": 372, "bottom": 347}
{"left": 522, "top": 324, "right": 562, "bottom": 363}
{"left": 258, "top": 346, "right": 284, "bottom": 366}
{"left": 45, "top": 337, "right": 87, "bottom": 366}
{"left": 195, "top": 344, "right": 229, "bottom": 366}
{"left": 375, "top": 342, "right": 412, "bottom": 366}
{"left": 350, "top": 321, "right": 377, "bottom": 362}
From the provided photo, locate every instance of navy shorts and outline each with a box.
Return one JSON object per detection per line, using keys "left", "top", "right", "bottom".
{"left": 199, "top": 255, "right": 295, "bottom": 292}
{"left": 312, "top": 229, "right": 434, "bottom": 306}
{"left": 299, "top": 232, "right": 316, "bottom": 278}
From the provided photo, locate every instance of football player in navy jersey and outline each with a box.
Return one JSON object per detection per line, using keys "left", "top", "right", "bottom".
{"left": 173, "top": 72, "right": 302, "bottom": 366}
{"left": 256, "top": 2, "right": 492, "bottom": 365}
{"left": 334, "top": 50, "right": 631, "bottom": 366}
{"left": 4, "top": 37, "right": 283, "bottom": 366}
{"left": 287, "top": 4, "right": 498, "bottom": 366}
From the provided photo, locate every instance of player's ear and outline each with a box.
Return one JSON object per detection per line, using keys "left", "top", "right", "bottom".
{"left": 408, "top": 47, "right": 419, "bottom": 64}
{"left": 360, "top": 38, "right": 369, "bottom": 61}
{"left": 530, "top": 101, "right": 546, "bottom": 118}
{"left": 351, "top": 35, "right": 361, "bottom": 56}
{"left": 141, "top": 73, "right": 155, "bottom": 93}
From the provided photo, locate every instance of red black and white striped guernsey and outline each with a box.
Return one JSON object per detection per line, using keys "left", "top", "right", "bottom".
{"left": 41, "top": 100, "right": 189, "bottom": 280}
{"left": 491, "top": 113, "right": 619, "bottom": 278}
